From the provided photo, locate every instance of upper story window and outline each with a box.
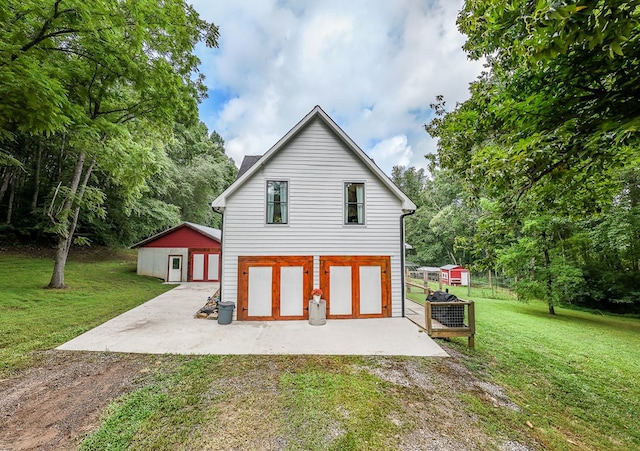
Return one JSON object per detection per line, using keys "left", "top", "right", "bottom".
{"left": 345, "top": 182, "right": 365, "bottom": 224}
{"left": 266, "top": 180, "right": 288, "bottom": 224}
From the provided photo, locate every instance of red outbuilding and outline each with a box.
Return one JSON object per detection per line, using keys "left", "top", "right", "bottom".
{"left": 440, "top": 264, "right": 469, "bottom": 286}
{"left": 131, "top": 222, "right": 221, "bottom": 283}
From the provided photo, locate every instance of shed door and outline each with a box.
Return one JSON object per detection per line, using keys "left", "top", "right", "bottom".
{"left": 167, "top": 255, "right": 182, "bottom": 282}
{"left": 320, "top": 256, "right": 391, "bottom": 319}
{"left": 237, "top": 256, "right": 313, "bottom": 320}
{"left": 208, "top": 254, "right": 220, "bottom": 281}
{"left": 193, "top": 254, "right": 205, "bottom": 280}
{"left": 190, "top": 251, "right": 220, "bottom": 282}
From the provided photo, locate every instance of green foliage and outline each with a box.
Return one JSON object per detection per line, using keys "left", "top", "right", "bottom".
{"left": 0, "top": 0, "right": 223, "bottom": 285}
{"left": 393, "top": 165, "right": 478, "bottom": 266}
{"left": 431, "top": 1, "right": 640, "bottom": 212}
{"left": 159, "top": 124, "right": 237, "bottom": 229}
{"left": 421, "top": 0, "right": 640, "bottom": 313}
{"left": 0, "top": 3, "right": 237, "bottom": 254}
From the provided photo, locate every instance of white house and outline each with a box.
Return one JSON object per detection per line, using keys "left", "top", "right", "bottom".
{"left": 211, "top": 106, "right": 417, "bottom": 320}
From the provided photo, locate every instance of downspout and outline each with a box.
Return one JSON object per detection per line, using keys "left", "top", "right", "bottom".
{"left": 212, "top": 206, "right": 224, "bottom": 301}
{"left": 400, "top": 209, "right": 416, "bottom": 317}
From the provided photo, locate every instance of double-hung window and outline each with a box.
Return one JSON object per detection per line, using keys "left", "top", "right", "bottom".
{"left": 266, "top": 180, "right": 288, "bottom": 224}
{"left": 344, "top": 182, "right": 364, "bottom": 224}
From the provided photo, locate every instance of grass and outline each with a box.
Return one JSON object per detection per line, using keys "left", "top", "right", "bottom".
{"left": 278, "top": 359, "right": 402, "bottom": 450}
{"left": 81, "top": 356, "right": 220, "bottom": 450}
{"left": 80, "top": 355, "right": 409, "bottom": 450}
{"left": 2, "top": 253, "right": 639, "bottom": 450}
{"left": 426, "top": 282, "right": 640, "bottom": 450}
{"left": 0, "top": 250, "right": 173, "bottom": 377}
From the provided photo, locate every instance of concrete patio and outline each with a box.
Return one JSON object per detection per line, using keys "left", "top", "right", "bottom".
{"left": 57, "top": 283, "right": 448, "bottom": 357}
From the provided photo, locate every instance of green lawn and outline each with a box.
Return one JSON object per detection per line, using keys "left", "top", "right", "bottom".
{"left": 1, "top": 254, "right": 639, "bottom": 450}
{"left": 410, "top": 281, "right": 640, "bottom": 450}
{"left": 0, "top": 250, "right": 173, "bottom": 376}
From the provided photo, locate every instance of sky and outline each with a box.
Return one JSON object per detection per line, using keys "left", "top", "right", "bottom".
{"left": 189, "top": 0, "right": 484, "bottom": 175}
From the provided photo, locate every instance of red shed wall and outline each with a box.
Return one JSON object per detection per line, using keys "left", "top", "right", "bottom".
{"left": 141, "top": 227, "right": 220, "bottom": 249}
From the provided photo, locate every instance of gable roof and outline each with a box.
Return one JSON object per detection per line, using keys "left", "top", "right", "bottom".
{"left": 211, "top": 105, "right": 417, "bottom": 211}
{"left": 237, "top": 155, "right": 262, "bottom": 178}
{"left": 441, "top": 264, "right": 465, "bottom": 270}
{"left": 130, "top": 222, "right": 221, "bottom": 248}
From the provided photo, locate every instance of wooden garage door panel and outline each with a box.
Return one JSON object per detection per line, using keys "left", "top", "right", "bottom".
{"left": 238, "top": 256, "right": 313, "bottom": 320}
{"left": 359, "top": 266, "right": 382, "bottom": 315}
{"left": 329, "top": 266, "right": 353, "bottom": 316}
{"left": 280, "top": 266, "right": 304, "bottom": 317}
{"left": 320, "top": 256, "right": 391, "bottom": 319}
{"left": 248, "top": 266, "right": 273, "bottom": 317}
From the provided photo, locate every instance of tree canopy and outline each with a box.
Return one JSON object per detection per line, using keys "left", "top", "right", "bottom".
{"left": 0, "top": 1, "right": 236, "bottom": 288}
{"left": 418, "top": 0, "right": 640, "bottom": 313}
{"left": 428, "top": 0, "right": 639, "bottom": 213}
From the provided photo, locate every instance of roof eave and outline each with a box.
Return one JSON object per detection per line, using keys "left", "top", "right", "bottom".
{"left": 209, "top": 105, "right": 417, "bottom": 211}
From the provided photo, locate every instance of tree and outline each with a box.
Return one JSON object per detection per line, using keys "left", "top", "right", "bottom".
{"left": 423, "top": 1, "right": 640, "bottom": 313}
{"left": 392, "top": 165, "right": 479, "bottom": 267}
{"left": 1, "top": 1, "right": 219, "bottom": 287}
{"left": 428, "top": 1, "right": 639, "bottom": 212}
{"left": 162, "top": 125, "right": 237, "bottom": 227}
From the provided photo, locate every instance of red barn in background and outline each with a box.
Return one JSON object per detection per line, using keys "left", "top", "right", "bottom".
{"left": 132, "top": 222, "right": 221, "bottom": 283}
{"left": 440, "top": 264, "right": 469, "bottom": 287}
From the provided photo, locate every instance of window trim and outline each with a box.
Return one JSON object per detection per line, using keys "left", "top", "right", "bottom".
{"left": 344, "top": 181, "right": 365, "bottom": 225}
{"left": 266, "top": 180, "right": 289, "bottom": 225}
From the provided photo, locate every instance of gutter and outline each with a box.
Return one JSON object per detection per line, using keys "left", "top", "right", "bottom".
{"left": 400, "top": 209, "right": 416, "bottom": 318}
{"left": 212, "top": 206, "right": 224, "bottom": 301}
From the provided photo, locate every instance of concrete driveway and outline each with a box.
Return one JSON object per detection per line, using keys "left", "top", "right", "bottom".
{"left": 57, "top": 283, "right": 448, "bottom": 357}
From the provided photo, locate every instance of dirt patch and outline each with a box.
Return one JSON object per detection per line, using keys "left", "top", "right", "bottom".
{"left": 0, "top": 349, "right": 539, "bottom": 451}
{"left": 0, "top": 351, "right": 161, "bottom": 451}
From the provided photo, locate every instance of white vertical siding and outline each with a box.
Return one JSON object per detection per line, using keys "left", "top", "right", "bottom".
{"left": 220, "top": 118, "right": 406, "bottom": 316}
{"left": 136, "top": 248, "right": 189, "bottom": 281}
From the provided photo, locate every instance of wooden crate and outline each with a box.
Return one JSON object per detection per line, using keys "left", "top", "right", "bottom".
{"left": 425, "top": 300, "right": 475, "bottom": 348}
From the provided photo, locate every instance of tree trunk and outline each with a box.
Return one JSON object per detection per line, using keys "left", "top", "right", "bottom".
{"left": 48, "top": 151, "right": 88, "bottom": 289}
{"left": 6, "top": 175, "right": 15, "bottom": 224}
{"left": 31, "top": 142, "right": 42, "bottom": 211}
{"left": 629, "top": 173, "right": 639, "bottom": 272}
{"left": 0, "top": 168, "right": 11, "bottom": 203}
{"left": 49, "top": 237, "right": 70, "bottom": 289}
{"left": 65, "top": 156, "right": 96, "bottom": 257}
{"left": 542, "top": 231, "right": 555, "bottom": 315}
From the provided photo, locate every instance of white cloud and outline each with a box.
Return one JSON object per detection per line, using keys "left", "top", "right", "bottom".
{"left": 370, "top": 135, "right": 413, "bottom": 169}
{"left": 190, "top": 0, "right": 483, "bottom": 174}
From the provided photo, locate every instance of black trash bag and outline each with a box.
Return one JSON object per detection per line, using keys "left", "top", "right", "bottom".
{"left": 426, "top": 290, "right": 458, "bottom": 303}
{"left": 426, "top": 290, "right": 464, "bottom": 327}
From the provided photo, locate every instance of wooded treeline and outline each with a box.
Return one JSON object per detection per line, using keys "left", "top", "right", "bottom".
{"left": 0, "top": 1, "right": 236, "bottom": 287}
{"left": 395, "top": 1, "right": 640, "bottom": 314}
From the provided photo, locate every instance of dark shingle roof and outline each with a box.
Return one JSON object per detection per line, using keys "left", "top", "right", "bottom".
{"left": 237, "top": 155, "right": 262, "bottom": 179}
